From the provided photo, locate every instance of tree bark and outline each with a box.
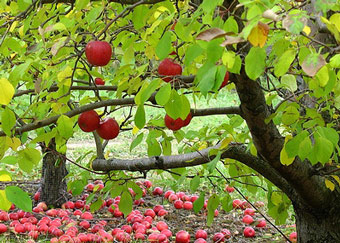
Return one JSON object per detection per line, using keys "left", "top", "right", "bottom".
{"left": 40, "top": 139, "right": 68, "bottom": 207}
{"left": 293, "top": 202, "right": 340, "bottom": 243}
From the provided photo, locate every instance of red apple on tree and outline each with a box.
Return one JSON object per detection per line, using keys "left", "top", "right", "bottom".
{"left": 182, "top": 112, "right": 192, "bottom": 127}
{"left": 78, "top": 110, "right": 100, "bottom": 132}
{"left": 95, "top": 78, "right": 105, "bottom": 85}
{"left": 158, "top": 58, "right": 182, "bottom": 82}
{"left": 85, "top": 40, "right": 112, "bottom": 66}
{"left": 164, "top": 114, "right": 184, "bottom": 131}
{"left": 96, "top": 117, "right": 120, "bottom": 140}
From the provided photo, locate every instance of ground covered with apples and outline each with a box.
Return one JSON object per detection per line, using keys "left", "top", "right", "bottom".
{"left": 0, "top": 180, "right": 297, "bottom": 243}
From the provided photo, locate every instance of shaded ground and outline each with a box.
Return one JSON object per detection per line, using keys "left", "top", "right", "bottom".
{"left": 0, "top": 180, "right": 295, "bottom": 242}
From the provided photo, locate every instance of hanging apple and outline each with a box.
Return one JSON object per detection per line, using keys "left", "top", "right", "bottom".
{"left": 95, "top": 78, "right": 105, "bottom": 85}
{"left": 96, "top": 117, "right": 120, "bottom": 140}
{"left": 78, "top": 110, "right": 100, "bottom": 132}
{"left": 85, "top": 40, "right": 112, "bottom": 66}
{"left": 158, "top": 58, "right": 182, "bottom": 82}
{"left": 164, "top": 114, "right": 184, "bottom": 131}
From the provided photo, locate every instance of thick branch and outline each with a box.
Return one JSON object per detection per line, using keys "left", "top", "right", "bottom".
{"left": 233, "top": 69, "right": 333, "bottom": 209}
{"left": 0, "top": 94, "right": 240, "bottom": 137}
{"left": 92, "top": 142, "right": 298, "bottom": 200}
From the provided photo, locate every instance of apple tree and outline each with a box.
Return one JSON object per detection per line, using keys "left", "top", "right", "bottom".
{"left": 1, "top": 0, "right": 340, "bottom": 242}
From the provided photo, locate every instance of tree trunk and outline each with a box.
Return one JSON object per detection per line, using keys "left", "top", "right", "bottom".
{"left": 40, "top": 138, "right": 68, "bottom": 207}
{"left": 293, "top": 202, "right": 340, "bottom": 243}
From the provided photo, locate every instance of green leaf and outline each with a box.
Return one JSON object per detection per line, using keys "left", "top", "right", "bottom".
{"left": 5, "top": 186, "right": 32, "bottom": 212}
{"left": 315, "top": 136, "right": 334, "bottom": 164}
{"left": 207, "top": 194, "right": 219, "bottom": 226}
{"left": 56, "top": 115, "right": 73, "bottom": 139}
{"left": 1, "top": 107, "right": 16, "bottom": 136}
{"left": 193, "top": 192, "right": 205, "bottom": 213}
{"left": 0, "top": 155, "right": 17, "bottom": 165}
{"left": 329, "top": 54, "right": 340, "bottom": 68}
{"left": 75, "top": 0, "right": 89, "bottom": 10}
{"left": 130, "top": 133, "right": 144, "bottom": 152}
{"left": 119, "top": 191, "right": 133, "bottom": 217}
{"left": 223, "top": 16, "right": 238, "bottom": 34}
{"left": 207, "top": 152, "right": 221, "bottom": 173}
{"left": 18, "top": 147, "right": 41, "bottom": 173}
{"left": 197, "top": 64, "right": 218, "bottom": 96}
{"left": 316, "top": 127, "right": 339, "bottom": 146}
{"left": 190, "top": 175, "right": 200, "bottom": 193}
{"left": 281, "top": 74, "right": 297, "bottom": 92}
{"left": 164, "top": 90, "right": 188, "bottom": 119}
{"left": 184, "top": 43, "right": 204, "bottom": 66}
{"left": 128, "top": 181, "right": 143, "bottom": 200}
{"left": 274, "top": 49, "right": 296, "bottom": 77}
{"left": 132, "top": 5, "right": 149, "bottom": 30}
{"left": 156, "top": 31, "right": 172, "bottom": 60}
{"left": 0, "top": 190, "right": 11, "bottom": 211}
{"left": 245, "top": 47, "right": 266, "bottom": 80}
{"left": 281, "top": 106, "right": 299, "bottom": 125}
{"left": 271, "top": 192, "right": 282, "bottom": 206}
{"left": 228, "top": 164, "right": 239, "bottom": 177}
{"left": 298, "top": 136, "right": 312, "bottom": 161}
{"left": 286, "top": 131, "right": 308, "bottom": 158}
{"left": 146, "top": 138, "right": 161, "bottom": 156}
{"left": 110, "top": 185, "right": 124, "bottom": 199}
{"left": 0, "top": 79, "right": 15, "bottom": 105}
{"left": 135, "top": 79, "right": 161, "bottom": 105}
{"left": 229, "top": 55, "right": 242, "bottom": 74}
{"left": 9, "top": 61, "right": 32, "bottom": 86}
{"left": 221, "top": 194, "right": 233, "bottom": 212}
{"left": 90, "top": 197, "right": 103, "bottom": 212}
{"left": 68, "top": 180, "right": 87, "bottom": 197}
{"left": 155, "top": 83, "right": 171, "bottom": 106}
{"left": 134, "top": 105, "right": 146, "bottom": 129}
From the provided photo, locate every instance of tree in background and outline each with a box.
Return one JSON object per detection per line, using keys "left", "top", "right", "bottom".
{"left": 0, "top": 0, "right": 340, "bottom": 242}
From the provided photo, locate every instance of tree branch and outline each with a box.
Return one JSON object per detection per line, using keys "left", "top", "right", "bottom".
{"left": 92, "top": 142, "right": 299, "bottom": 200}
{"left": 0, "top": 93, "right": 240, "bottom": 137}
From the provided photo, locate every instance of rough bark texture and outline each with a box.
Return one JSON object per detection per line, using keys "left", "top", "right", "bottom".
{"left": 40, "top": 139, "right": 68, "bottom": 207}
{"left": 294, "top": 202, "right": 340, "bottom": 243}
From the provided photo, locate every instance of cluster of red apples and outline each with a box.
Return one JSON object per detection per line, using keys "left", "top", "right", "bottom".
{"left": 78, "top": 110, "right": 119, "bottom": 140}
{"left": 0, "top": 180, "right": 297, "bottom": 242}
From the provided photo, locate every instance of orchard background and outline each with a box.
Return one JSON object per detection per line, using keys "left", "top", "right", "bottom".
{"left": 0, "top": 0, "right": 340, "bottom": 242}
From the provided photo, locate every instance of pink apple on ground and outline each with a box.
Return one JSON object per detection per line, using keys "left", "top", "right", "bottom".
{"left": 232, "top": 199, "right": 242, "bottom": 209}
{"left": 190, "top": 195, "right": 199, "bottom": 202}
{"left": 33, "top": 191, "right": 40, "bottom": 201}
{"left": 75, "top": 200, "right": 85, "bottom": 209}
{"left": 255, "top": 201, "right": 265, "bottom": 207}
{"left": 176, "top": 230, "right": 190, "bottom": 243}
{"left": 241, "top": 200, "right": 251, "bottom": 209}
{"left": 156, "top": 221, "right": 168, "bottom": 231}
{"left": 143, "top": 180, "right": 152, "bottom": 188}
{"left": 153, "top": 187, "right": 163, "bottom": 196}
{"left": 194, "top": 239, "right": 207, "bottom": 243}
{"left": 221, "top": 229, "right": 231, "bottom": 239}
{"left": 164, "top": 190, "right": 174, "bottom": 199}
{"left": 256, "top": 220, "right": 266, "bottom": 228}
{"left": 36, "top": 202, "right": 48, "bottom": 211}
{"left": 0, "top": 224, "right": 7, "bottom": 234}
{"left": 242, "top": 215, "right": 254, "bottom": 224}
{"left": 81, "top": 212, "right": 93, "bottom": 220}
{"left": 121, "top": 225, "right": 132, "bottom": 233}
{"left": 243, "top": 227, "right": 255, "bottom": 238}
{"left": 213, "top": 232, "right": 225, "bottom": 242}
{"left": 157, "top": 209, "right": 168, "bottom": 216}
{"left": 168, "top": 194, "right": 179, "bottom": 203}
{"left": 195, "top": 229, "right": 207, "bottom": 239}
{"left": 79, "top": 220, "right": 91, "bottom": 230}
{"left": 174, "top": 200, "right": 184, "bottom": 209}
{"left": 14, "top": 224, "right": 26, "bottom": 233}
{"left": 86, "top": 183, "right": 95, "bottom": 192}
{"left": 144, "top": 209, "right": 156, "bottom": 218}
{"left": 153, "top": 205, "right": 164, "bottom": 214}
{"left": 183, "top": 201, "right": 193, "bottom": 210}
{"left": 161, "top": 229, "right": 172, "bottom": 238}
{"left": 244, "top": 208, "right": 255, "bottom": 216}
{"left": 148, "top": 233, "right": 160, "bottom": 242}
{"left": 135, "top": 232, "right": 146, "bottom": 240}
{"left": 289, "top": 232, "right": 297, "bottom": 243}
